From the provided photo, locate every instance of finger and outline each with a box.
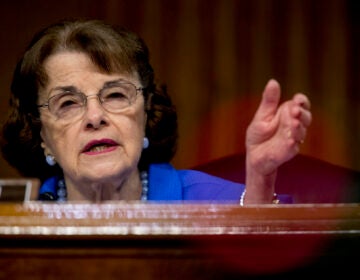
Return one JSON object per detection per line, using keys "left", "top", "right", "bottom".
{"left": 291, "top": 103, "right": 312, "bottom": 127}
{"left": 253, "top": 79, "right": 281, "bottom": 122}
{"left": 293, "top": 93, "right": 311, "bottom": 110}
{"left": 299, "top": 109, "right": 312, "bottom": 127}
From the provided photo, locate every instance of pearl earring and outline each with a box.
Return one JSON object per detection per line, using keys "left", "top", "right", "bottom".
{"left": 46, "top": 155, "right": 56, "bottom": 166}
{"left": 143, "top": 137, "right": 149, "bottom": 149}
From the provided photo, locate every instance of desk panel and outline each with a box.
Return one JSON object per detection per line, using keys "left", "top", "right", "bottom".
{"left": 0, "top": 203, "right": 359, "bottom": 279}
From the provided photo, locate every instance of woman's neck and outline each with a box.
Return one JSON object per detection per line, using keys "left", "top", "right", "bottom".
{"left": 64, "top": 171, "right": 143, "bottom": 202}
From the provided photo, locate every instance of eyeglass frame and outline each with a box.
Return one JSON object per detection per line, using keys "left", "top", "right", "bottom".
{"left": 37, "top": 79, "right": 145, "bottom": 120}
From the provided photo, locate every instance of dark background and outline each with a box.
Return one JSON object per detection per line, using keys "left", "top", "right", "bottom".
{"left": 1, "top": 0, "right": 360, "bottom": 178}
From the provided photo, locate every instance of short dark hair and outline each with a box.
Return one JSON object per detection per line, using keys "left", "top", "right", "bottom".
{"left": 1, "top": 19, "right": 178, "bottom": 181}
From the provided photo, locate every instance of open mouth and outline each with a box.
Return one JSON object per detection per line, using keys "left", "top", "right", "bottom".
{"left": 82, "top": 139, "right": 118, "bottom": 153}
{"left": 87, "top": 143, "right": 113, "bottom": 153}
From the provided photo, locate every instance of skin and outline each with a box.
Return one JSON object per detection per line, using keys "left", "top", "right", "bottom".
{"left": 245, "top": 79, "right": 312, "bottom": 204}
{"left": 39, "top": 52, "right": 147, "bottom": 201}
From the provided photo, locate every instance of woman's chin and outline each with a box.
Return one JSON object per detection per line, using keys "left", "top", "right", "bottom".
{"left": 80, "top": 162, "right": 124, "bottom": 179}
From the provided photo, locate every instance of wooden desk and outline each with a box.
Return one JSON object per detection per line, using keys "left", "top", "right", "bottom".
{"left": 0, "top": 202, "right": 360, "bottom": 279}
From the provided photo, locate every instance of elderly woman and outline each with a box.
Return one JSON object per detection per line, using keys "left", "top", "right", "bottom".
{"left": 0, "top": 19, "right": 311, "bottom": 204}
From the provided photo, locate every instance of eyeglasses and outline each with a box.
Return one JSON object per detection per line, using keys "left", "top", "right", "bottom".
{"left": 38, "top": 80, "right": 144, "bottom": 120}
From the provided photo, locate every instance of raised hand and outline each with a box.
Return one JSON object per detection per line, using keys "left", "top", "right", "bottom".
{"left": 244, "top": 79, "right": 312, "bottom": 204}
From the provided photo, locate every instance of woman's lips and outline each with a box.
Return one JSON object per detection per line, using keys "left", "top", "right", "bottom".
{"left": 82, "top": 139, "right": 119, "bottom": 155}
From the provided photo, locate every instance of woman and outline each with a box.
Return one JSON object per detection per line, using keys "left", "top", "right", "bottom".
{"left": 0, "top": 19, "right": 311, "bottom": 204}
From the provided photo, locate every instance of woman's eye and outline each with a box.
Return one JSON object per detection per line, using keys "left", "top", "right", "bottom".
{"left": 52, "top": 94, "right": 81, "bottom": 110}
{"left": 103, "top": 90, "right": 128, "bottom": 101}
{"left": 59, "top": 99, "right": 78, "bottom": 108}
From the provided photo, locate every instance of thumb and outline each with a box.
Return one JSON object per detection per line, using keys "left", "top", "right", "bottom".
{"left": 253, "top": 79, "right": 281, "bottom": 122}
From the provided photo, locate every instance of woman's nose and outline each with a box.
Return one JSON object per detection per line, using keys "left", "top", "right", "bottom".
{"left": 83, "top": 96, "right": 108, "bottom": 128}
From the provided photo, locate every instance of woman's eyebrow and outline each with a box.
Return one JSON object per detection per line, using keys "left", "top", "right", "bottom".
{"left": 48, "top": 79, "right": 129, "bottom": 96}
{"left": 102, "top": 79, "right": 127, "bottom": 89}
{"left": 49, "top": 86, "right": 79, "bottom": 96}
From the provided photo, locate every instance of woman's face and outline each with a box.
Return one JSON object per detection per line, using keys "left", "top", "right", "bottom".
{"left": 39, "top": 51, "right": 146, "bottom": 186}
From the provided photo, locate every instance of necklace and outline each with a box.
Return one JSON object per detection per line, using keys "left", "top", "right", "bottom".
{"left": 56, "top": 170, "right": 149, "bottom": 201}
{"left": 56, "top": 178, "right": 67, "bottom": 202}
{"left": 140, "top": 170, "right": 149, "bottom": 201}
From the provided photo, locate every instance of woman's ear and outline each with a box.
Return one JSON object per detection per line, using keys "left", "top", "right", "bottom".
{"left": 41, "top": 141, "right": 57, "bottom": 166}
{"left": 40, "top": 129, "right": 53, "bottom": 157}
{"left": 40, "top": 130, "right": 51, "bottom": 155}
{"left": 40, "top": 141, "right": 50, "bottom": 157}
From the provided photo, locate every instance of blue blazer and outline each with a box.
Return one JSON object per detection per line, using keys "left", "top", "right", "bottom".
{"left": 148, "top": 163, "right": 245, "bottom": 203}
